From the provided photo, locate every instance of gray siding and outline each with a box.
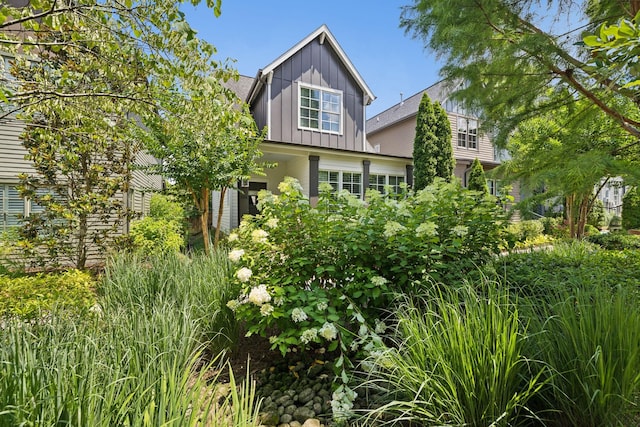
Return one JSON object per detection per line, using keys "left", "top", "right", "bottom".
{"left": 258, "top": 38, "right": 365, "bottom": 151}
{"left": 0, "top": 118, "right": 32, "bottom": 181}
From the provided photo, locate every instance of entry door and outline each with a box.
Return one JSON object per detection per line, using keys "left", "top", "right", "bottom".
{"left": 238, "top": 182, "right": 267, "bottom": 223}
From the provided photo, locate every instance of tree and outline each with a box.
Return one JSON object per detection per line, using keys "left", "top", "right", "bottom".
{"left": 494, "top": 101, "right": 636, "bottom": 238}
{"left": 2, "top": 0, "right": 229, "bottom": 266}
{"left": 400, "top": 0, "right": 640, "bottom": 146}
{"left": 145, "top": 80, "right": 266, "bottom": 255}
{"left": 412, "top": 93, "right": 453, "bottom": 189}
{"left": 622, "top": 187, "right": 640, "bottom": 229}
{"left": 467, "top": 158, "right": 488, "bottom": 194}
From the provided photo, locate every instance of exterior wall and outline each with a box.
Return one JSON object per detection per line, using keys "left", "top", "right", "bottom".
{"left": 211, "top": 188, "right": 239, "bottom": 231}
{"left": 257, "top": 38, "right": 365, "bottom": 151}
{"left": 0, "top": 118, "right": 32, "bottom": 181}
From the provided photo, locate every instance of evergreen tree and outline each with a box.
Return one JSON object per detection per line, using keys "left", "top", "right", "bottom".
{"left": 413, "top": 93, "right": 454, "bottom": 190}
{"left": 622, "top": 187, "right": 640, "bottom": 230}
{"left": 467, "top": 158, "right": 488, "bottom": 194}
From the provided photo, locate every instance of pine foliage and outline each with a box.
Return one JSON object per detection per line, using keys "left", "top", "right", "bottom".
{"left": 467, "top": 158, "right": 488, "bottom": 193}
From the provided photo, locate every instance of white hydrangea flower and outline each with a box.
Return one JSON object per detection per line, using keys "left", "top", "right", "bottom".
{"left": 318, "top": 182, "right": 334, "bottom": 193}
{"left": 452, "top": 225, "right": 469, "bottom": 237}
{"left": 226, "top": 299, "right": 240, "bottom": 311}
{"left": 278, "top": 177, "right": 303, "bottom": 194}
{"left": 331, "top": 385, "right": 357, "bottom": 423}
{"left": 383, "top": 221, "right": 406, "bottom": 238}
{"left": 228, "top": 233, "right": 239, "bottom": 242}
{"left": 319, "top": 322, "right": 338, "bottom": 341}
{"left": 251, "top": 229, "right": 269, "bottom": 244}
{"left": 300, "top": 328, "right": 318, "bottom": 344}
{"left": 416, "top": 221, "right": 439, "bottom": 238}
{"left": 317, "top": 301, "right": 328, "bottom": 311}
{"left": 260, "top": 303, "right": 274, "bottom": 317}
{"left": 235, "top": 267, "right": 252, "bottom": 283}
{"left": 358, "top": 324, "right": 369, "bottom": 338}
{"left": 228, "top": 248, "right": 244, "bottom": 262}
{"left": 248, "top": 284, "right": 271, "bottom": 306}
{"left": 266, "top": 218, "right": 279, "bottom": 228}
{"left": 273, "top": 296, "right": 284, "bottom": 306}
{"left": 374, "top": 319, "right": 387, "bottom": 334}
{"left": 371, "top": 276, "right": 388, "bottom": 287}
{"left": 291, "top": 307, "right": 308, "bottom": 323}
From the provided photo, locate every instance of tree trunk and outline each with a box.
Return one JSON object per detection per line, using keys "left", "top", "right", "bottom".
{"left": 75, "top": 214, "right": 88, "bottom": 270}
{"left": 200, "top": 187, "right": 210, "bottom": 256}
{"left": 576, "top": 194, "right": 590, "bottom": 239}
{"left": 566, "top": 194, "right": 576, "bottom": 238}
{"left": 214, "top": 186, "right": 227, "bottom": 248}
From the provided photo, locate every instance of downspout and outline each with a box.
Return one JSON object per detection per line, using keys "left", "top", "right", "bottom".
{"left": 266, "top": 71, "right": 273, "bottom": 140}
{"left": 362, "top": 94, "right": 369, "bottom": 152}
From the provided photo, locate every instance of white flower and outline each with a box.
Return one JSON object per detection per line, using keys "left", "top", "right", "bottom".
{"left": 316, "top": 301, "right": 328, "bottom": 311}
{"left": 358, "top": 324, "right": 369, "bottom": 338}
{"left": 226, "top": 299, "right": 240, "bottom": 311}
{"left": 318, "top": 182, "right": 334, "bottom": 193}
{"left": 278, "top": 177, "right": 303, "bottom": 194}
{"left": 236, "top": 267, "right": 252, "bottom": 283}
{"left": 371, "top": 276, "right": 388, "bottom": 287}
{"left": 300, "top": 328, "right": 318, "bottom": 344}
{"left": 228, "top": 233, "right": 239, "bottom": 242}
{"left": 251, "top": 229, "right": 269, "bottom": 244}
{"left": 228, "top": 248, "right": 244, "bottom": 262}
{"left": 291, "top": 307, "right": 308, "bottom": 323}
{"left": 273, "top": 296, "right": 284, "bottom": 306}
{"left": 266, "top": 218, "right": 279, "bottom": 228}
{"left": 383, "top": 221, "right": 405, "bottom": 238}
{"left": 319, "top": 322, "right": 338, "bottom": 341}
{"left": 452, "top": 225, "right": 469, "bottom": 237}
{"left": 248, "top": 284, "right": 271, "bottom": 306}
{"left": 374, "top": 319, "right": 387, "bottom": 334}
{"left": 416, "top": 221, "right": 439, "bottom": 238}
{"left": 260, "top": 303, "right": 274, "bottom": 316}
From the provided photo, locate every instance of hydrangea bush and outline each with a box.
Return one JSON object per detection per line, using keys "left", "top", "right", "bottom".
{"left": 226, "top": 177, "right": 507, "bottom": 357}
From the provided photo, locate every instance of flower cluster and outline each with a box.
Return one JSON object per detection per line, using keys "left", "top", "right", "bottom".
{"left": 416, "top": 221, "right": 439, "bottom": 238}
{"left": 331, "top": 385, "right": 357, "bottom": 423}
{"left": 452, "top": 224, "right": 469, "bottom": 237}
{"left": 248, "top": 284, "right": 271, "bottom": 306}
{"left": 319, "top": 322, "right": 338, "bottom": 341}
{"left": 228, "top": 248, "right": 244, "bottom": 262}
{"left": 383, "top": 221, "right": 406, "bottom": 238}
{"left": 291, "top": 307, "right": 308, "bottom": 323}
{"left": 236, "top": 267, "right": 252, "bottom": 282}
{"left": 300, "top": 328, "right": 318, "bottom": 344}
{"left": 251, "top": 229, "right": 269, "bottom": 244}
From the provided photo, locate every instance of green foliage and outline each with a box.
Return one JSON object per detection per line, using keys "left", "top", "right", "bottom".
{"left": 226, "top": 177, "right": 507, "bottom": 357}
{"left": 0, "top": 270, "right": 95, "bottom": 320}
{"left": 523, "top": 284, "right": 640, "bottom": 426}
{"left": 588, "top": 197, "right": 606, "bottom": 228}
{"left": 622, "top": 186, "right": 640, "bottom": 229}
{"left": 467, "top": 157, "right": 488, "bottom": 193}
{"left": 609, "top": 214, "right": 622, "bottom": 228}
{"left": 507, "top": 220, "right": 544, "bottom": 243}
{"left": 587, "top": 230, "right": 640, "bottom": 250}
{"left": 150, "top": 193, "right": 185, "bottom": 222}
{"left": 129, "top": 217, "right": 184, "bottom": 254}
{"left": 359, "top": 283, "right": 543, "bottom": 426}
{"left": 540, "top": 216, "right": 568, "bottom": 238}
{"left": 412, "top": 93, "right": 453, "bottom": 189}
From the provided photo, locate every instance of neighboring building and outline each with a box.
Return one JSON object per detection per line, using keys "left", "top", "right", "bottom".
{"left": 596, "top": 177, "right": 627, "bottom": 216}
{"left": 366, "top": 80, "right": 518, "bottom": 201}
{"left": 214, "top": 25, "right": 412, "bottom": 231}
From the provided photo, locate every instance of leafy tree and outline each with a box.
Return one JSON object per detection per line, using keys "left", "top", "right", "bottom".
{"left": 495, "top": 102, "right": 636, "bottom": 238}
{"left": 622, "top": 187, "right": 640, "bottom": 229}
{"left": 467, "top": 158, "right": 488, "bottom": 194}
{"left": 413, "top": 93, "right": 453, "bottom": 189}
{"left": 145, "top": 81, "right": 266, "bottom": 255}
{"left": 400, "top": 0, "right": 640, "bottom": 145}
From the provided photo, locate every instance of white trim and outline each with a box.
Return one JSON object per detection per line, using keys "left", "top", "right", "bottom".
{"left": 297, "top": 83, "right": 343, "bottom": 135}
{"left": 249, "top": 25, "right": 375, "bottom": 105}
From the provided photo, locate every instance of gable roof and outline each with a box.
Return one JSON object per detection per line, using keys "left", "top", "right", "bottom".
{"left": 246, "top": 24, "right": 375, "bottom": 105}
{"left": 224, "top": 74, "right": 255, "bottom": 102}
{"left": 367, "top": 79, "right": 458, "bottom": 135}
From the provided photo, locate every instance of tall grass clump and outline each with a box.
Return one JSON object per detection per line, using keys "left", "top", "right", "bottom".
{"left": 524, "top": 285, "right": 640, "bottom": 426}
{"left": 359, "top": 283, "right": 543, "bottom": 426}
{"left": 100, "top": 250, "right": 239, "bottom": 352}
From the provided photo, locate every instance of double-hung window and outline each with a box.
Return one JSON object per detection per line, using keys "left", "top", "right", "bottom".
{"left": 368, "top": 174, "right": 405, "bottom": 194}
{"left": 0, "top": 184, "right": 25, "bottom": 231}
{"left": 299, "top": 85, "right": 342, "bottom": 134}
{"left": 457, "top": 117, "right": 478, "bottom": 149}
{"left": 319, "top": 170, "right": 362, "bottom": 198}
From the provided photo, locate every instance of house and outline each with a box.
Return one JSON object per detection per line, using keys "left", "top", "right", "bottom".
{"left": 214, "top": 25, "right": 412, "bottom": 230}
{"left": 216, "top": 25, "right": 519, "bottom": 232}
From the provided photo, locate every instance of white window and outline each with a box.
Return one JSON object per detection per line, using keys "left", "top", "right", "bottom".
{"left": 457, "top": 117, "right": 478, "bottom": 149}
{"left": 299, "top": 85, "right": 342, "bottom": 134}
{"left": 487, "top": 179, "right": 501, "bottom": 196}
{"left": 0, "top": 184, "right": 25, "bottom": 231}
{"left": 319, "top": 170, "right": 361, "bottom": 198}
{"left": 368, "top": 174, "right": 405, "bottom": 194}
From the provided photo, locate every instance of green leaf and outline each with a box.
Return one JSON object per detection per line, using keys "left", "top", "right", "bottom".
{"left": 328, "top": 341, "right": 338, "bottom": 352}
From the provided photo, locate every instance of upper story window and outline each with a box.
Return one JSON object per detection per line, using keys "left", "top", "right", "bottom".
{"left": 457, "top": 117, "right": 478, "bottom": 149}
{"left": 299, "top": 85, "right": 342, "bottom": 134}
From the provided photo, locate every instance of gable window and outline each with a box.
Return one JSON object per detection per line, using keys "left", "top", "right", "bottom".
{"left": 319, "top": 170, "right": 361, "bottom": 198}
{"left": 457, "top": 117, "right": 478, "bottom": 149}
{"left": 299, "top": 85, "right": 342, "bottom": 134}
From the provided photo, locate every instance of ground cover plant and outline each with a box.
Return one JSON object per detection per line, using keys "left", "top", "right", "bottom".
{"left": 587, "top": 230, "right": 640, "bottom": 250}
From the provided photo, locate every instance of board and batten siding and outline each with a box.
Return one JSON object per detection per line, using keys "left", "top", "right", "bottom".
{"left": 261, "top": 37, "right": 365, "bottom": 151}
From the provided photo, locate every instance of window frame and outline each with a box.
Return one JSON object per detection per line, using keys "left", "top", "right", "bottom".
{"left": 368, "top": 174, "right": 405, "bottom": 195}
{"left": 457, "top": 116, "right": 479, "bottom": 150}
{"left": 319, "top": 170, "right": 362, "bottom": 198}
{"left": 298, "top": 83, "right": 343, "bottom": 135}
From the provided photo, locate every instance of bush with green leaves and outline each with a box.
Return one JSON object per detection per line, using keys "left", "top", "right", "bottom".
{"left": 622, "top": 186, "right": 640, "bottom": 230}
{"left": 587, "top": 197, "right": 606, "bottom": 228}
{"left": 587, "top": 230, "right": 640, "bottom": 250}
{"left": 129, "top": 217, "right": 184, "bottom": 254}
{"left": 507, "top": 219, "right": 544, "bottom": 243}
{"left": 225, "top": 177, "right": 507, "bottom": 356}
{"left": 0, "top": 269, "right": 96, "bottom": 319}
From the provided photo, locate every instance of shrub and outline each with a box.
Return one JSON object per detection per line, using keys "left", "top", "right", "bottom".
{"left": 540, "top": 216, "right": 567, "bottom": 238}
{"left": 129, "top": 217, "right": 184, "bottom": 254}
{"left": 507, "top": 219, "right": 544, "bottom": 243}
{"left": 609, "top": 214, "right": 622, "bottom": 228}
{"left": 584, "top": 223, "right": 599, "bottom": 236}
{"left": 587, "top": 231, "right": 640, "bottom": 250}
{"left": 359, "top": 284, "right": 543, "bottom": 426}
{"left": 226, "top": 177, "right": 507, "bottom": 356}
{"left": 149, "top": 193, "right": 185, "bottom": 221}
{"left": 622, "top": 187, "right": 640, "bottom": 230}
{"left": 587, "top": 197, "right": 606, "bottom": 228}
{"left": 0, "top": 269, "right": 96, "bottom": 319}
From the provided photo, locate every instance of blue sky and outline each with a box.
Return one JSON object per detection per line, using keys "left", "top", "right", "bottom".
{"left": 181, "top": 0, "right": 444, "bottom": 117}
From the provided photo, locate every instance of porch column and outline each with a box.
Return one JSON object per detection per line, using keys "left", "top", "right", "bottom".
{"left": 309, "top": 155, "right": 319, "bottom": 205}
{"left": 406, "top": 164, "right": 414, "bottom": 188}
{"left": 362, "top": 160, "right": 370, "bottom": 199}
